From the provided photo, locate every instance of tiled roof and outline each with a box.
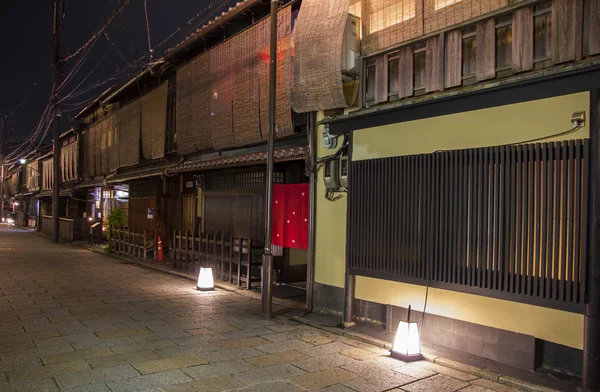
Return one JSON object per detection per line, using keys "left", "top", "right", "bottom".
{"left": 166, "top": 0, "right": 257, "bottom": 56}
{"left": 170, "top": 146, "right": 307, "bottom": 173}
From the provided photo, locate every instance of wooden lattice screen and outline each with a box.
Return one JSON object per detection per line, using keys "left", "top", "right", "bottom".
{"left": 348, "top": 140, "right": 590, "bottom": 312}
{"left": 141, "top": 82, "right": 168, "bottom": 160}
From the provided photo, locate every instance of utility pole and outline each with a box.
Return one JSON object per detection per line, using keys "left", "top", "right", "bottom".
{"left": 261, "top": 0, "right": 278, "bottom": 320}
{"left": 51, "top": 0, "right": 64, "bottom": 243}
{"left": 0, "top": 116, "right": 6, "bottom": 223}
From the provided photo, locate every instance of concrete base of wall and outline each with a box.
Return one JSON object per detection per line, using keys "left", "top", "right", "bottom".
{"left": 313, "top": 281, "right": 583, "bottom": 375}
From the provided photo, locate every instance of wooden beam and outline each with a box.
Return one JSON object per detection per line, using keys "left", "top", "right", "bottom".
{"left": 512, "top": 7, "right": 534, "bottom": 73}
{"left": 477, "top": 19, "right": 496, "bottom": 81}
{"left": 445, "top": 30, "right": 462, "bottom": 88}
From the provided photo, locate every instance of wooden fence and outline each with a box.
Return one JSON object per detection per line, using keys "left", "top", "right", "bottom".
{"left": 110, "top": 228, "right": 155, "bottom": 260}
{"left": 41, "top": 215, "right": 75, "bottom": 242}
{"left": 172, "top": 231, "right": 262, "bottom": 290}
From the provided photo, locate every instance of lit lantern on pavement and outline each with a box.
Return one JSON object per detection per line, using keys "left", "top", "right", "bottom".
{"left": 196, "top": 267, "right": 214, "bottom": 291}
{"left": 390, "top": 305, "right": 422, "bottom": 362}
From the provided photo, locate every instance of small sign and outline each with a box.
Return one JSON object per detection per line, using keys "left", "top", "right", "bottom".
{"left": 147, "top": 207, "right": 154, "bottom": 219}
{"left": 82, "top": 212, "right": 87, "bottom": 218}
{"left": 186, "top": 181, "right": 194, "bottom": 188}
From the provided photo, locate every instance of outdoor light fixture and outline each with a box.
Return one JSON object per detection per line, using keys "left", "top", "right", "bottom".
{"left": 19, "top": 158, "right": 26, "bottom": 165}
{"left": 196, "top": 267, "right": 214, "bottom": 291}
{"left": 390, "top": 305, "right": 422, "bottom": 362}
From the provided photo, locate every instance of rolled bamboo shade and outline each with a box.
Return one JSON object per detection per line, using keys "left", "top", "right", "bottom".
{"left": 289, "top": 0, "right": 351, "bottom": 112}
{"left": 107, "top": 114, "right": 119, "bottom": 172}
{"left": 211, "top": 38, "right": 236, "bottom": 150}
{"left": 141, "top": 82, "right": 168, "bottom": 160}
{"left": 117, "top": 100, "right": 141, "bottom": 168}
{"left": 42, "top": 158, "right": 53, "bottom": 191}
{"left": 84, "top": 124, "right": 96, "bottom": 178}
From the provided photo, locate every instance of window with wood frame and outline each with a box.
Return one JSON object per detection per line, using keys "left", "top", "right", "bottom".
{"left": 461, "top": 26, "right": 477, "bottom": 84}
{"left": 496, "top": 15, "right": 513, "bottom": 76}
{"left": 413, "top": 42, "right": 426, "bottom": 94}
{"left": 533, "top": 1, "right": 552, "bottom": 69}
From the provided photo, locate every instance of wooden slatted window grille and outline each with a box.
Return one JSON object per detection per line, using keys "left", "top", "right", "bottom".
{"left": 348, "top": 140, "right": 590, "bottom": 312}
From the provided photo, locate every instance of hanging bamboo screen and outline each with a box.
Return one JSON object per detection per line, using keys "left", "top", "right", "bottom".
{"left": 423, "top": 0, "right": 508, "bottom": 33}
{"left": 107, "top": 114, "right": 119, "bottom": 172}
{"left": 101, "top": 117, "right": 110, "bottom": 175}
{"left": 42, "top": 158, "right": 53, "bottom": 191}
{"left": 289, "top": 0, "right": 351, "bottom": 112}
{"left": 361, "top": 0, "right": 424, "bottom": 56}
{"left": 117, "top": 101, "right": 141, "bottom": 168}
{"left": 176, "top": 53, "right": 213, "bottom": 154}
{"left": 84, "top": 124, "right": 96, "bottom": 178}
{"left": 257, "top": 6, "right": 293, "bottom": 140}
{"left": 141, "top": 82, "right": 168, "bottom": 160}
{"left": 211, "top": 39, "right": 236, "bottom": 150}
{"left": 232, "top": 21, "right": 262, "bottom": 146}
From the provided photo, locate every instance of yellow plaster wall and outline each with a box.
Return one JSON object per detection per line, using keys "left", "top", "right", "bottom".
{"left": 289, "top": 248, "right": 308, "bottom": 266}
{"left": 356, "top": 276, "right": 584, "bottom": 349}
{"left": 353, "top": 92, "right": 590, "bottom": 160}
{"left": 314, "top": 113, "right": 348, "bottom": 288}
{"left": 313, "top": 92, "right": 590, "bottom": 348}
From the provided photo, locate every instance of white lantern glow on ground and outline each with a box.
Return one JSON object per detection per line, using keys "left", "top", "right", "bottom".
{"left": 196, "top": 267, "right": 214, "bottom": 291}
{"left": 390, "top": 305, "right": 422, "bottom": 362}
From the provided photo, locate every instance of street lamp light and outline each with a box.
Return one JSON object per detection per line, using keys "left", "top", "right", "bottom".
{"left": 19, "top": 159, "right": 26, "bottom": 165}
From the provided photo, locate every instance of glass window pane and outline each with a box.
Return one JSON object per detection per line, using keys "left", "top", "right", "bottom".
{"left": 534, "top": 7, "right": 551, "bottom": 60}
{"left": 388, "top": 57, "right": 400, "bottom": 94}
{"left": 462, "top": 36, "right": 476, "bottom": 77}
{"left": 496, "top": 24, "right": 512, "bottom": 69}
{"left": 413, "top": 51, "right": 425, "bottom": 89}
{"left": 366, "top": 64, "right": 376, "bottom": 101}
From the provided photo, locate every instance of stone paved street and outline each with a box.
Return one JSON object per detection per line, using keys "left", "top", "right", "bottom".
{"left": 0, "top": 224, "right": 525, "bottom": 392}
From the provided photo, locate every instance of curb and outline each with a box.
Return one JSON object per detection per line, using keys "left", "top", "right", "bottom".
{"left": 290, "top": 315, "right": 559, "bottom": 392}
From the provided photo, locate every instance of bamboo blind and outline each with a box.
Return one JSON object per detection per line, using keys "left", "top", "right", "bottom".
{"left": 289, "top": 0, "right": 351, "bottom": 112}
{"left": 233, "top": 21, "right": 262, "bottom": 146}
{"left": 211, "top": 38, "right": 236, "bottom": 150}
{"left": 257, "top": 6, "right": 293, "bottom": 140}
{"left": 107, "top": 114, "right": 119, "bottom": 172}
{"left": 100, "top": 117, "right": 109, "bottom": 175}
{"left": 84, "top": 124, "right": 96, "bottom": 178}
{"left": 141, "top": 82, "right": 168, "bottom": 160}
{"left": 42, "top": 158, "right": 53, "bottom": 191}
{"left": 175, "top": 60, "right": 194, "bottom": 154}
{"left": 117, "top": 100, "right": 141, "bottom": 168}
{"left": 61, "top": 141, "right": 78, "bottom": 183}
{"left": 424, "top": 0, "right": 508, "bottom": 33}
{"left": 361, "top": 0, "right": 424, "bottom": 55}
{"left": 26, "top": 162, "right": 38, "bottom": 189}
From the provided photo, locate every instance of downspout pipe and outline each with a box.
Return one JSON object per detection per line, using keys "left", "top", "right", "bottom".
{"left": 583, "top": 89, "right": 600, "bottom": 392}
{"left": 343, "top": 131, "right": 355, "bottom": 327}
{"left": 306, "top": 112, "right": 316, "bottom": 312}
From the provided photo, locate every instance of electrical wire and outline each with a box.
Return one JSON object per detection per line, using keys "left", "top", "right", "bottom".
{"left": 7, "top": 70, "right": 45, "bottom": 116}
{"left": 143, "top": 0, "right": 153, "bottom": 61}
{"left": 62, "top": 0, "right": 131, "bottom": 63}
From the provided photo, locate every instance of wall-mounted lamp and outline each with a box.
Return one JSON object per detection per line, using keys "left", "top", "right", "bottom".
{"left": 390, "top": 305, "right": 422, "bottom": 362}
{"left": 19, "top": 159, "right": 26, "bottom": 165}
{"left": 196, "top": 267, "right": 214, "bottom": 291}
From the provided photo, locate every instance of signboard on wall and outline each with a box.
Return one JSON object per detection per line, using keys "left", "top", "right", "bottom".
{"left": 147, "top": 208, "right": 153, "bottom": 219}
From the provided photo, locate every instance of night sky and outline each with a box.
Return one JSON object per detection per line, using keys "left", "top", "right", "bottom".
{"left": 0, "top": 0, "right": 236, "bottom": 151}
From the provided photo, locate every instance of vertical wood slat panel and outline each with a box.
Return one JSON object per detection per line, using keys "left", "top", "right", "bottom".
{"left": 375, "top": 54, "right": 389, "bottom": 104}
{"left": 512, "top": 7, "right": 534, "bottom": 73}
{"left": 445, "top": 30, "right": 462, "bottom": 88}
{"left": 587, "top": 0, "right": 600, "bottom": 56}
{"left": 425, "top": 35, "right": 442, "bottom": 93}
{"left": 347, "top": 141, "right": 589, "bottom": 310}
{"left": 476, "top": 18, "right": 496, "bottom": 81}
{"left": 552, "top": 0, "right": 584, "bottom": 64}
{"left": 398, "top": 45, "right": 414, "bottom": 98}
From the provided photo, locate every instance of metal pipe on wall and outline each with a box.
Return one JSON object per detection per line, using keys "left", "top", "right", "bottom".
{"left": 583, "top": 89, "right": 600, "bottom": 391}
{"left": 306, "top": 112, "right": 316, "bottom": 312}
{"left": 343, "top": 131, "right": 355, "bottom": 326}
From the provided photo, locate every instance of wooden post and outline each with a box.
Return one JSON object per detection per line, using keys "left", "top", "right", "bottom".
{"left": 212, "top": 233, "right": 218, "bottom": 270}
{"left": 247, "top": 240, "right": 253, "bottom": 290}
{"left": 229, "top": 236, "right": 233, "bottom": 284}
{"left": 237, "top": 238, "right": 242, "bottom": 287}
{"left": 220, "top": 234, "right": 225, "bottom": 281}
{"left": 143, "top": 230, "right": 147, "bottom": 260}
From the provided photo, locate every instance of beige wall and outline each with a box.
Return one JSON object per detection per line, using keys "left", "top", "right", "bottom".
{"left": 314, "top": 92, "right": 590, "bottom": 348}
{"left": 289, "top": 248, "right": 308, "bottom": 266}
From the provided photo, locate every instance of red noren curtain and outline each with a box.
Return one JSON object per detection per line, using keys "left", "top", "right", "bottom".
{"left": 272, "top": 184, "right": 309, "bottom": 249}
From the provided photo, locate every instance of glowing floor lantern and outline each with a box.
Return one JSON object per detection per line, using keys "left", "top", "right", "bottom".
{"left": 196, "top": 267, "right": 214, "bottom": 291}
{"left": 390, "top": 305, "right": 422, "bottom": 362}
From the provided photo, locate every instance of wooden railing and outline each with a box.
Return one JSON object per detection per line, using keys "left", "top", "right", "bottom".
{"left": 41, "top": 215, "right": 75, "bottom": 242}
{"left": 110, "top": 228, "right": 155, "bottom": 260}
{"left": 172, "top": 231, "right": 262, "bottom": 290}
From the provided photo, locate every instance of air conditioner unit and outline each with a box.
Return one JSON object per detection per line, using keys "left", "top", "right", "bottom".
{"left": 341, "top": 14, "right": 360, "bottom": 73}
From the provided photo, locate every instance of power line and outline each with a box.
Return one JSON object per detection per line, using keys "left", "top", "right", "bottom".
{"left": 7, "top": 70, "right": 45, "bottom": 117}
{"left": 143, "top": 0, "right": 153, "bottom": 61}
{"left": 62, "top": 0, "right": 130, "bottom": 63}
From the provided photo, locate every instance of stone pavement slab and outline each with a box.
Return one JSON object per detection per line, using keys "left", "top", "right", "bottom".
{"left": 0, "top": 226, "right": 551, "bottom": 392}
